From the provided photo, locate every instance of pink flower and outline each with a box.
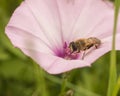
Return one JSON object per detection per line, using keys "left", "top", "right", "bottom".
{"left": 5, "top": 0, "right": 120, "bottom": 74}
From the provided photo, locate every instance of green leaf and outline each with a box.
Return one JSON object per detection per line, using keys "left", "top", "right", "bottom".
{"left": 107, "top": 0, "right": 120, "bottom": 96}
{"left": 0, "top": 47, "right": 10, "bottom": 60}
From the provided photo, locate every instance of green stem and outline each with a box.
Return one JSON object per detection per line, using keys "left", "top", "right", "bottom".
{"left": 59, "top": 73, "right": 69, "bottom": 96}
{"left": 46, "top": 75, "right": 101, "bottom": 96}
{"left": 33, "top": 61, "right": 48, "bottom": 96}
{"left": 107, "top": 0, "right": 120, "bottom": 96}
{"left": 112, "top": 76, "right": 120, "bottom": 96}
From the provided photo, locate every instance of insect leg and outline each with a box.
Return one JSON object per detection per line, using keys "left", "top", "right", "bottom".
{"left": 82, "top": 51, "right": 86, "bottom": 60}
{"left": 95, "top": 44, "right": 99, "bottom": 49}
{"left": 76, "top": 49, "right": 80, "bottom": 53}
{"left": 95, "top": 45, "right": 98, "bottom": 49}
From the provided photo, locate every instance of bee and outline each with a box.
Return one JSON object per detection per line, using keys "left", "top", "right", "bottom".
{"left": 69, "top": 37, "right": 101, "bottom": 59}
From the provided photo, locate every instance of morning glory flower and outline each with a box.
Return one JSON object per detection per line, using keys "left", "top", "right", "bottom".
{"left": 5, "top": 0, "right": 120, "bottom": 74}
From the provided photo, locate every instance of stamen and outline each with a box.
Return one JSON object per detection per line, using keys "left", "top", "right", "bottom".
{"left": 63, "top": 42, "right": 78, "bottom": 60}
{"left": 63, "top": 42, "right": 67, "bottom": 49}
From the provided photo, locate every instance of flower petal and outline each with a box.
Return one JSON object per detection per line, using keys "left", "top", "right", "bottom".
{"left": 69, "top": 0, "right": 114, "bottom": 40}
{"left": 92, "top": 16, "right": 120, "bottom": 39}
{"left": 25, "top": 0, "right": 64, "bottom": 51}
{"left": 21, "top": 48, "right": 90, "bottom": 74}
{"left": 55, "top": 0, "right": 88, "bottom": 42}
{"left": 5, "top": 0, "right": 120, "bottom": 74}
{"left": 6, "top": 26, "right": 54, "bottom": 54}
{"left": 18, "top": 33, "right": 120, "bottom": 74}
{"left": 6, "top": 2, "right": 50, "bottom": 47}
{"left": 6, "top": 0, "right": 63, "bottom": 54}
{"left": 84, "top": 33, "right": 120, "bottom": 63}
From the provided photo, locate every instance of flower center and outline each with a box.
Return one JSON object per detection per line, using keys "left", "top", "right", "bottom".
{"left": 57, "top": 42, "right": 79, "bottom": 60}
{"left": 64, "top": 47, "right": 79, "bottom": 60}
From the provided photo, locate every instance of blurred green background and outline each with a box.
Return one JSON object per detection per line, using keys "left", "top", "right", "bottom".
{"left": 0, "top": 0, "right": 120, "bottom": 96}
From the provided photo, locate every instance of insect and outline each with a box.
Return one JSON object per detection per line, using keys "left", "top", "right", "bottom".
{"left": 68, "top": 37, "right": 101, "bottom": 59}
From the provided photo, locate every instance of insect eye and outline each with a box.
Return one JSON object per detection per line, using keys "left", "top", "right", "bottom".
{"left": 69, "top": 42, "right": 77, "bottom": 51}
{"left": 69, "top": 42, "right": 73, "bottom": 48}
